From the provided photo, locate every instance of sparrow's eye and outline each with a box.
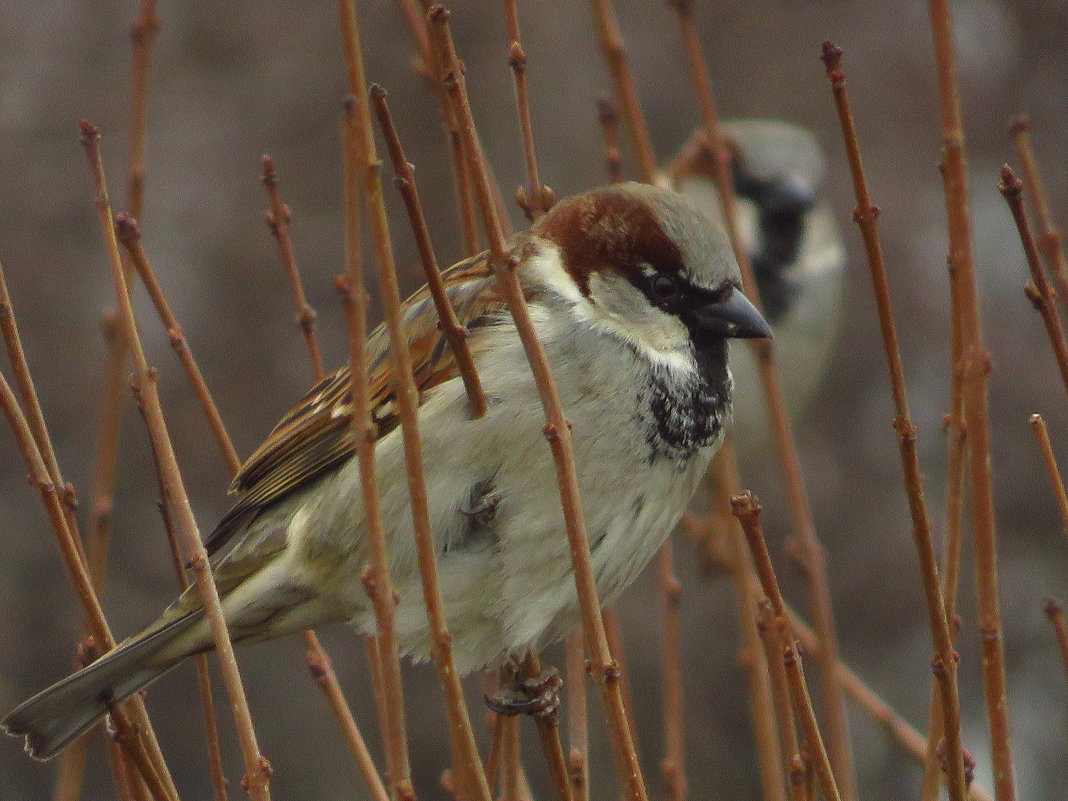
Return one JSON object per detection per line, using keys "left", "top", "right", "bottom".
{"left": 650, "top": 274, "right": 679, "bottom": 301}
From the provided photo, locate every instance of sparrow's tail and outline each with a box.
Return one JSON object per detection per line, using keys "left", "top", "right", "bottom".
{"left": 2, "top": 609, "right": 205, "bottom": 760}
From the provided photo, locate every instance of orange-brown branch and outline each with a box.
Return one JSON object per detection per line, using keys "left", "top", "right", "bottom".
{"left": 997, "top": 166, "right": 1068, "bottom": 395}
{"left": 261, "top": 156, "right": 325, "bottom": 381}
{"left": 428, "top": 7, "right": 647, "bottom": 800}
{"left": 1029, "top": 414, "right": 1068, "bottom": 537}
{"left": 370, "top": 87, "right": 487, "bottom": 419}
{"left": 708, "top": 447, "right": 787, "bottom": 801}
{"left": 665, "top": 10, "right": 855, "bottom": 794}
{"left": 820, "top": 42, "right": 969, "bottom": 801}
{"left": 926, "top": 4, "right": 1017, "bottom": 798}
{"left": 337, "top": 5, "right": 492, "bottom": 800}
{"left": 731, "top": 493, "right": 840, "bottom": 801}
{"left": 756, "top": 601, "right": 808, "bottom": 801}
{"left": 655, "top": 540, "right": 687, "bottom": 801}
{"left": 1009, "top": 116, "right": 1068, "bottom": 317}
{"left": 501, "top": 0, "right": 551, "bottom": 220}
{"left": 588, "top": 0, "right": 656, "bottom": 184}
{"left": 338, "top": 100, "right": 415, "bottom": 801}
{"left": 1044, "top": 599, "right": 1068, "bottom": 687}
{"left": 82, "top": 120, "right": 271, "bottom": 801}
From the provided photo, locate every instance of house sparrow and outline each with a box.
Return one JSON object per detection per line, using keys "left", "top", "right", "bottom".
{"left": 666, "top": 120, "right": 845, "bottom": 462}
{"left": 4, "top": 181, "right": 770, "bottom": 760}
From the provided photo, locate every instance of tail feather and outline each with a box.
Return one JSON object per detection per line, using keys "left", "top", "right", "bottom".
{"left": 2, "top": 610, "right": 204, "bottom": 760}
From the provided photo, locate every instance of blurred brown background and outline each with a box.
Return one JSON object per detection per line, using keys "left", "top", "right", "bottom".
{"left": 1, "top": 1, "right": 1066, "bottom": 799}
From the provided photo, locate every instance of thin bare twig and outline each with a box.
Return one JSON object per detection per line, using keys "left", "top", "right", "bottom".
{"left": 56, "top": 316, "right": 135, "bottom": 801}
{"left": 0, "top": 371, "right": 174, "bottom": 801}
{"left": 427, "top": 7, "right": 647, "bottom": 800}
{"left": 0, "top": 269, "right": 97, "bottom": 792}
{"left": 485, "top": 673, "right": 507, "bottom": 792}
{"left": 756, "top": 601, "right": 808, "bottom": 801}
{"left": 81, "top": 120, "right": 271, "bottom": 801}
{"left": 103, "top": 735, "right": 143, "bottom": 801}
{"left": 338, "top": 100, "right": 415, "bottom": 801}
{"left": 520, "top": 650, "right": 575, "bottom": 801}
{"left": 118, "top": 172, "right": 382, "bottom": 800}
{"left": 998, "top": 165, "right": 1068, "bottom": 395}
{"left": 925, "top": 402, "right": 968, "bottom": 801}
{"left": 0, "top": 264, "right": 81, "bottom": 546}
{"left": 1009, "top": 116, "right": 1068, "bottom": 316}
{"left": 923, "top": 55, "right": 971, "bottom": 801}
{"left": 588, "top": 0, "right": 656, "bottom": 184}
{"left": 501, "top": 0, "right": 552, "bottom": 220}
{"left": 144, "top": 393, "right": 229, "bottom": 801}
{"left": 85, "top": 0, "right": 163, "bottom": 588}
{"left": 1029, "top": 414, "right": 1068, "bottom": 537}
{"left": 564, "top": 630, "right": 589, "bottom": 801}
{"left": 667, "top": 0, "right": 743, "bottom": 257}
{"left": 261, "top": 156, "right": 325, "bottom": 380}
{"left": 499, "top": 715, "right": 524, "bottom": 801}
{"left": 125, "top": 0, "right": 158, "bottom": 220}
{"left": 257, "top": 127, "right": 394, "bottom": 801}
{"left": 305, "top": 644, "right": 391, "bottom": 801}
{"left": 927, "top": 4, "right": 1017, "bottom": 798}
{"left": 0, "top": 256, "right": 177, "bottom": 801}
{"left": 394, "top": 0, "right": 488, "bottom": 255}
{"left": 53, "top": 736, "right": 95, "bottom": 801}
{"left": 593, "top": 66, "right": 662, "bottom": 774}
{"left": 337, "top": 6, "right": 492, "bottom": 800}
{"left": 820, "top": 42, "right": 969, "bottom": 801}
{"left": 56, "top": 3, "right": 162, "bottom": 797}
{"left": 103, "top": 677, "right": 174, "bottom": 801}
{"left": 370, "top": 86, "right": 487, "bottom": 418}
{"left": 596, "top": 95, "right": 625, "bottom": 184}
{"left": 84, "top": 310, "right": 125, "bottom": 591}
{"left": 665, "top": 9, "right": 855, "bottom": 795}
{"left": 655, "top": 540, "right": 687, "bottom": 801}
{"left": 1044, "top": 599, "right": 1068, "bottom": 686}
{"left": 593, "top": 7, "right": 794, "bottom": 798}
{"left": 114, "top": 216, "right": 242, "bottom": 473}
{"left": 599, "top": 608, "right": 640, "bottom": 755}
{"left": 708, "top": 446, "right": 787, "bottom": 801}
{"left": 687, "top": 503, "right": 994, "bottom": 801}
{"left": 731, "top": 493, "right": 840, "bottom": 801}
{"left": 787, "top": 608, "right": 993, "bottom": 801}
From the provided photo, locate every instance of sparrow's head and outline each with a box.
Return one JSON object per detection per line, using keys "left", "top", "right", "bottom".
{"left": 531, "top": 181, "right": 770, "bottom": 370}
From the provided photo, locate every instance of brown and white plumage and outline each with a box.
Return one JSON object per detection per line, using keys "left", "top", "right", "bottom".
{"left": 4, "top": 182, "right": 769, "bottom": 760}
{"left": 212, "top": 250, "right": 504, "bottom": 552}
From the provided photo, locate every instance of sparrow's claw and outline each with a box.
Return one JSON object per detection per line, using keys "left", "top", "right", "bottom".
{"left": 484, "top": 667, "right": 562, "bottom": 719}
{"left": 459, "top": 474, "right": 502, "bottom": 530}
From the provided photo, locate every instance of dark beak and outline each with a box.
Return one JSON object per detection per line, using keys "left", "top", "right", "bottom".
{"left": 694, "top": 289, "right": 773, "bottom": 339}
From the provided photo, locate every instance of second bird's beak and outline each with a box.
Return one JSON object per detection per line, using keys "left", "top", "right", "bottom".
{"left": 695, "top": 289, "right": 773, "bottom": 339}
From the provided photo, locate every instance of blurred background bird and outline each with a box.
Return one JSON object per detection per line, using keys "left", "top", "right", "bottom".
{"left": 666, "top": 120, "right": 846, "bottom": 466}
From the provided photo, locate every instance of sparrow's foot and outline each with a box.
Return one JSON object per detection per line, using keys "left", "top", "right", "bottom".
{"left": 459, "top": 474, "right": 502, "bottom": 531}
{"left": 484, "top": 666, "right": 562, "bottom": 719}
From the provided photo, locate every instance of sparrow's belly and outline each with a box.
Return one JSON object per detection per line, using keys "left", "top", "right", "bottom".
{"left": 375, "top": 433, "right": 711, "bottom": 674}
{"left": 340, "top": 372, "right": 711, "bottom": 672}
{"left": 305, "top": 318, "right": 720, "bottom": 673}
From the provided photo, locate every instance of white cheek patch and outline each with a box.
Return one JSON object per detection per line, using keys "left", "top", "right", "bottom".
{"left": 584, "top": 271, "right": 695, "bottom": 374}
{"left": 519, "top": 239, "right": 696, "bottom": 376}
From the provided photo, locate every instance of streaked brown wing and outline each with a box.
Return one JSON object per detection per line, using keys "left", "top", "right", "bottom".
{"left": 206, "top": 250, "right": 503, "bottom": 555}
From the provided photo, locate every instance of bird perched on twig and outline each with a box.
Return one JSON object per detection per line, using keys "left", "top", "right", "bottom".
{"left": 4, "top": 181, "right": 770, "bottom": 760}
{"left": 666, "top": 120, "right": 845, "bottom": 463}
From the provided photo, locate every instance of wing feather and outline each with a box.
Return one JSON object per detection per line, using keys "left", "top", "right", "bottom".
{"left": 206, "top": 251, "right": 502, "bottom": 555}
